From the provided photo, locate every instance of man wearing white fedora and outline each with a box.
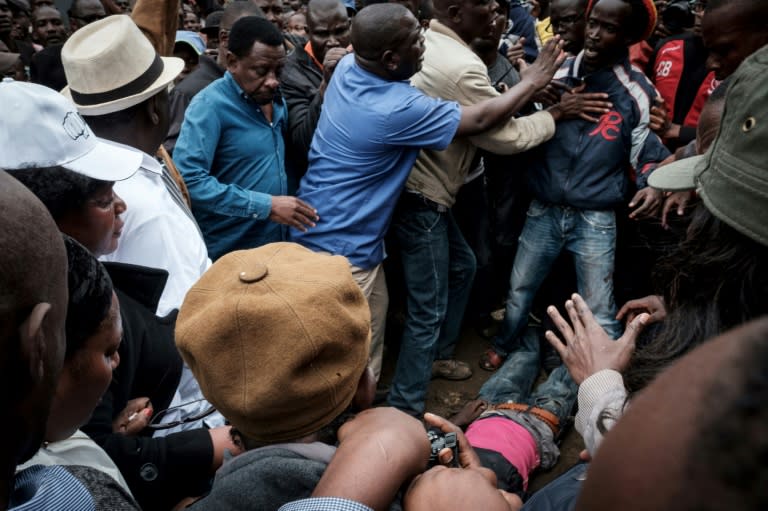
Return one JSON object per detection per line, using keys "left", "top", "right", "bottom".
{"left": 61, "top": 14, "right": 211, "bottom": 319}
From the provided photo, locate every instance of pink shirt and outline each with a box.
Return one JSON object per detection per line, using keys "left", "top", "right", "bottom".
{"left": 465, "top": 416, "right": 539, "bottom": 489}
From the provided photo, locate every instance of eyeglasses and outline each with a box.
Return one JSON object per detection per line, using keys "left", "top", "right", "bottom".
{"left": 146, "top": 399, "right": 218, "bottom": 430}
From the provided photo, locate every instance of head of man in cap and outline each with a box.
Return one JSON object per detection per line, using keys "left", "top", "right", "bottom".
{"left": 201, "top": 9, "right": 223, "bottom": 51}
{"left": 174, "top": 30, "right": 205, "bottom": 84}
{"left": 176, "top": 242, "right": 375, "bottom": 509}
{"left": 61, "top": 14, "right": 184, "bottom": 156}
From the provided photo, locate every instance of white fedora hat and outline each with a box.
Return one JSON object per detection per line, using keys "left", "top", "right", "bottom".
{"left": 0, "top": 78, "right": 141, "bottom": 181}
{"left": 61, "top": 15, "right": 184, "bottom": 116}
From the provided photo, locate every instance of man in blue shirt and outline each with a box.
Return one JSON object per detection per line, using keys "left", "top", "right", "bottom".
{"left": 290, "top": 2, "right": 571, "bottom": 381}
{"left": 175, "top": 16, "right": 318, "bottom": 260}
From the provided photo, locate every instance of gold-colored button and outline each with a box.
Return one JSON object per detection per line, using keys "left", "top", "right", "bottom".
{"left": 238, "top": 264, "right": 268, "bottom": 283}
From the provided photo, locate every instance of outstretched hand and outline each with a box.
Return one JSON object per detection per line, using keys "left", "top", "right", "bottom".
{"left": 616, "top": 295, "right": 667, "bottom": 325}
{"left": 661, "top": 190, "right": 694, "bottom": 229}
{"left": 545, "top": 294, "right": 649, "bottom": 384}
{"left": 628, "top": 187, "right": 662, "bottom": 220}
{"left": 520, "top": 37, "right": 566, "bottom": 90}
{"left": 270, "top": 196, "right": 319, "bottom": 231}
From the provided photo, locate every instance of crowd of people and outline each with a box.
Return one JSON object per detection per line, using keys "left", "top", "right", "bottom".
{"left": 1, "top": 0, "right": 767, "bottom": 509}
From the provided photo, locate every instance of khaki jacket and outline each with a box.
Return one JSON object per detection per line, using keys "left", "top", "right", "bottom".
{"left": 407, "top": 20, "right": 556, "bottom": 207}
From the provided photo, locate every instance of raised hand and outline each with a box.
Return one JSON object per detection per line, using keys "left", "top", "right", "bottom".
{"left": 545, "top": 294, "right": 649, "bottom": 384}
{"left": 520, "top": 37, "right": 566, "bottom": 90}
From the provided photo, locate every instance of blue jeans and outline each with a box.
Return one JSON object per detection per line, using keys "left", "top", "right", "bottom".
{"left": 521, "top": 462, "right": 587, "bottom": 510}
{"left": 479, "top": 325, "right": 577, "bottom": 425}
{"left": 388, "top": 198, "right": 477, "bottom": 415}
{"left": 493, "top": 201, "right": 622, "bottom": 357}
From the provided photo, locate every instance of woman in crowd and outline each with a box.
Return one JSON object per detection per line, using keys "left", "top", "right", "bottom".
{"left": 9, "top": 166, "right": 238, "bottom": 510}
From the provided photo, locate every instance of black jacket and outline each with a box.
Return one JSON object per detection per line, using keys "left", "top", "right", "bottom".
{"left": 82, "top": 262, "right": 213, "bottom": 511}
{"left": 30, "top": 44, "right": 66, "bottom": 91}
{"left": 164, "top": 55, "right": 225, "bottom": 154}
{"left": 281, "top": 43, "right": 323, "bottom": 191}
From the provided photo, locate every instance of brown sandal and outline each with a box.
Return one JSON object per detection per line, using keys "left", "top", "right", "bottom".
{"left": 479, "top": 349, "right": 504, "bottom": 371}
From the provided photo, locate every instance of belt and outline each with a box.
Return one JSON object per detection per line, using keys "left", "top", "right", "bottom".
{"left": 400, "top": 191, "right": 448, "bottom": 213}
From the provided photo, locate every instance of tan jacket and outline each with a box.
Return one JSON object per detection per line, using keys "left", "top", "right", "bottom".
{"left": 407, "top": 20, "right": 556, "bottom": 207}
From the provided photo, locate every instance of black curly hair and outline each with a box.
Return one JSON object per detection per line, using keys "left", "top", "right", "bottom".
{"left": 7, "top": 166, "right": 112, "bottom": 222}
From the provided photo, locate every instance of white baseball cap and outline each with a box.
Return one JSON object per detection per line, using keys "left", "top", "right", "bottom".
{"left": 0, "top": 78, "right": 142, "bottom": 181}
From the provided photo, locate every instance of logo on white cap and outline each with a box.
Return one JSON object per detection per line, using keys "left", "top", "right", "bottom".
{"left": 62, "top": 111, "right": 91, "bottom": 141}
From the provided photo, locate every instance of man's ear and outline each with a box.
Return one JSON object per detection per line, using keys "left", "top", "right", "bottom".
{"left": 352, "top": 367, "right": 376, "bottom": 411}
{"left": 381, "top": 49, "right": 400, "bottom": 72}
{"left": 225, "top": 50, "right": 238, "bottom": 71}
{"left": 19, "top": 302, "right": 55, "bottom": 384}
{"left": 146, "top": 95, "right": 161, "bottom": 126}
{"left": 447, "top": 4, "right": 461, "bottom": 23}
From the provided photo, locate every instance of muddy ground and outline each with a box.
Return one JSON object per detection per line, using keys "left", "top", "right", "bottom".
{"left": 378, "top": 323, "right": 584, "bottom": 492}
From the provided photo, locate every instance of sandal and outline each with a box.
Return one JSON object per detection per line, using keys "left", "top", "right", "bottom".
{"left": 479, "top": 348, "right": 505, "bottom": 371}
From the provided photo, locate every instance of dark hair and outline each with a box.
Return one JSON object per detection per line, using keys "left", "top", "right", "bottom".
{"left": 705, "top": 0, "right": 768, "bottom": 31}
{"left": 623, "top": 204, "right": 768, "bottom": 394}
{"left": 7, "top": 166, "right": 112, "bottom": 221}
{"left": 681, "top": 318, "right": 768, "bottom": 510}
{"left": 63, "top": 234, "right": 113, "bottom": 360}
{"left": 228, "top": 16, "right": 284, "bottom": 58}
{"left": 221, "top": 0, "right": 265, "bottom": 30}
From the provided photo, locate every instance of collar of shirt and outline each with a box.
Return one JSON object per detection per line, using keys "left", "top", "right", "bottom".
{"left": 428, "top": 19, "right": 471, "bottom": 50}
{"left": 221, "top": 71, "right": 288, "bottom": 126}
{"left": 141, "top": 150, "right": 163, "bottom": 174}
{"left": 571, "top": 49, "right": 631, "bottom": 80}
{"left": 223, "top": 70, "right": 285, "bottom": 108}
{"left": 304, "top": 40, "right": 323, "bottom": 71}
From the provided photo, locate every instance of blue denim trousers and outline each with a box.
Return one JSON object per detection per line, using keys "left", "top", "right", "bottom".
{"left": 493, "top": 200, "right": 622, "bottom": 357}
{"left": 479, "top": 325, "right": 577, "bottom": 425}
{"left": 387, "top": 198, "right": 477, "bottom": 415}
{"left": 522, "top": 462, "right": 587, "bottom": 510}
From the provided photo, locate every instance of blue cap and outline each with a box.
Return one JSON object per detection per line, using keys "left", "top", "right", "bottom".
{"left": 175, "top": 30, "right": 206, "bottom": 55}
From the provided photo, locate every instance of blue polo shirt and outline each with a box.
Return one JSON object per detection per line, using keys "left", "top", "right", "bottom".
{"left": 290, "top": 54, "right": 461, "bottom": 269}
{"left": 175, "top": 72, "right": 288, "bottom": 260}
